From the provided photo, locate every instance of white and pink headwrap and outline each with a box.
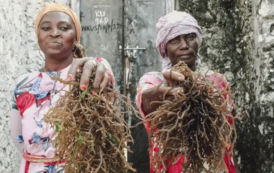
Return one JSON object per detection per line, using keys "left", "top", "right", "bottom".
{"left": 156, "top": 11, "right": 202, "bottom": 70}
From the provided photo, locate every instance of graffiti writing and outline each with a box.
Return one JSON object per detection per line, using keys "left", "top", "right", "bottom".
{"left": 82, "top": 19, "right": 123, "bottom": 34}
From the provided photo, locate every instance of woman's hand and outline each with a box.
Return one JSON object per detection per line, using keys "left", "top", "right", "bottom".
{"left": 67, "top": 57, "right": 113, "bottom": 93}
{"left": 141, "top": 70, "right": 185, "bottom": 115}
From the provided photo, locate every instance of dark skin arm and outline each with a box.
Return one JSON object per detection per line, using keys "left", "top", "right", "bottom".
{"left": 141, "top": 70, "right": 185, "bottom": 115}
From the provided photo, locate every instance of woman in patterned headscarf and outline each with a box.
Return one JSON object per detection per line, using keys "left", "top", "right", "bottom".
{"left": 10, "top": 4, "right": 114, "bottom": 173}
{"left": 136, "top": 11, "right": 237, "bottom": 173}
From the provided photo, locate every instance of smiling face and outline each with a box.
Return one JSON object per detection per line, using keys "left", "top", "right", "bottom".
{"left": 166, "top": 33, "right": 199, "bottom": 71}
{"left": 38, "top": 11, "right": 76, "bottom": 61}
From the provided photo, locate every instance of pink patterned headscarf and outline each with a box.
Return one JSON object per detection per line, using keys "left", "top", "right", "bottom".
{"left": 156, "top": 11, "right": 202, "bottom": 70}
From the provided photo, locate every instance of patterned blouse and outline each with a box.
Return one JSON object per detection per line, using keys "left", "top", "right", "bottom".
{"left": 10, "top": 57, "right": 114, "bottom": 173}
{"left": 136, "top": 67, "right": 236, "bottom": 173}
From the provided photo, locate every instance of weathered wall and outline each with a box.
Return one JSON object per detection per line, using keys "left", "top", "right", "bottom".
{"left": 178, "top": 0, "right": 274, "bottom": 172}
{"left": 0, "top": 0, "right": 71, "bottom": 172}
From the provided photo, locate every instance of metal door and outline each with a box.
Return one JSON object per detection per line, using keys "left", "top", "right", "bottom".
{"left": 80, "top": 1, "right": 168, "bottom": 172}
{"left": 80, "top": 0, "right": 124, "bottom": 91}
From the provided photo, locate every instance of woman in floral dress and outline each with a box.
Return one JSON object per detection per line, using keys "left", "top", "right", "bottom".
{"left": 136, "top": 11, "right": 238, "bottom": 173}
{"left": 10, "top": 4, "right": 114, "bottom": 173}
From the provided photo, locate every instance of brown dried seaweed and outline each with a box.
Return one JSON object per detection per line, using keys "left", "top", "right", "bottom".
{"left": 145, "top": 63, "right": 239, "bottom": 173}
{"left": 45, "top": 68, "right": 136, "bottom": 173}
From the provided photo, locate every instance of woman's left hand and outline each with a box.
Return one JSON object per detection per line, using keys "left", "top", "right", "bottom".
{"left": 67, "top": 57, "right": 113, "bottom": 93}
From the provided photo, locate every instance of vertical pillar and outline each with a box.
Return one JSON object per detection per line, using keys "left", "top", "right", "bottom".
{"left": 166, "top": 0, "right": 175, "bottom": 13}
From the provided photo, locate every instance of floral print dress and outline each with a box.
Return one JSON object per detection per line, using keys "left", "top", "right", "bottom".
{"left": 136, "top": 67, "right": 236, "bottom": 173}
{"left": 10, "top": 57, "right": 114, "bottom": 173}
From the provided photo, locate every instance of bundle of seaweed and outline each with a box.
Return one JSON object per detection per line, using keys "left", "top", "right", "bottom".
{"left": 45, "top": 68, "right": 136, "bottom": 173}
{"left": 145, "top": 63, "right": 238, "bottom": 172}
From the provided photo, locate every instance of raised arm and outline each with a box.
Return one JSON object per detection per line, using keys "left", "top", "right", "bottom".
{"left": 136, "top": 70, "right": 185, "bottom": 116}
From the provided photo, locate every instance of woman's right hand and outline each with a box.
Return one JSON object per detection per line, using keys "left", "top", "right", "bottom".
{"left": 141, "top": 70, "right": 185, "bottom": 115}
{"left": 67, "top": 57, "right": 113, "bottom": 93}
